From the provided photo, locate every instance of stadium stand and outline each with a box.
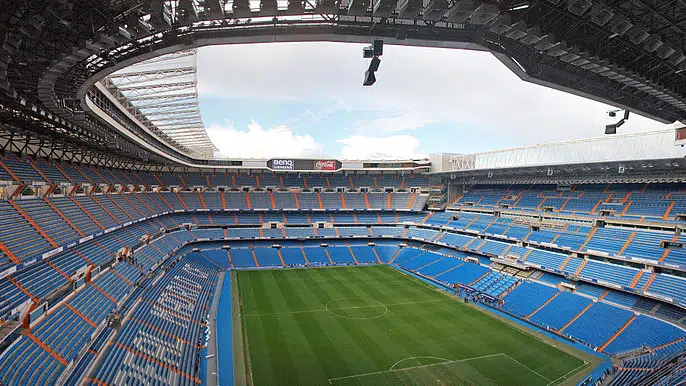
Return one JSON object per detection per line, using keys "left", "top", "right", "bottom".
{"left": 0, "top": 155, "right": 684, "bottom": 385}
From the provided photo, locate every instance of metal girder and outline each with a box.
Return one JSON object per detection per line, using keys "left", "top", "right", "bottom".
{"left": 166, "top": 128, "right": 208, "bottom": 134}
{"left": 143, "top": 109, "right": 200, "bottom": 117}
{"left": 129, "top": 93, "right": 198, "bottom": 103}
{"left": 107, "top": 67, "right": 196, "bottom": 85}
{"left": 168, "top": 134, "right": 214, "bottom": 141}
{"left": 132, "top": 50, "right": 196, "bottom": 65}
{"left": 157, "top": 123, "right": 205, "bottom": 130}
{"left": 156, "top": 121, "right": 204, "bottom": 129}
{"left": 153, "top": 115, "right": 202, "bottom": 122}
{"left": 116, "top": 81, "right": 196, "bottom": 94}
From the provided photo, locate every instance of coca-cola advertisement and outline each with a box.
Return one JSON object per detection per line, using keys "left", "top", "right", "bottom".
{"left": 268, "top": 158, "right": 342, "bottom": 171}
{"left": 314, "top": 160, "right": 336, "bottom": 171}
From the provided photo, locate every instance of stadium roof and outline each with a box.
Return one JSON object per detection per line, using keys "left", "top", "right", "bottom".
{"left": 449, "top": 128, "right": 686, "bottom": 172}
{"left": 103, "top": 49, "right": 218, "bottom": 158}
{"left": 2, "top": 1, "right": 686, "bottom": 167}
{"left": 431, "top": 128, "right": 686, "bottom": 184}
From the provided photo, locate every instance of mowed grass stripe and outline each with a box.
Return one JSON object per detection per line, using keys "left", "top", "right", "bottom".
{"left": 307, "top": 267, "right": 404, "bottom": 377}
{"left": 237, "top": 265, "right": 588, "bottom": 385}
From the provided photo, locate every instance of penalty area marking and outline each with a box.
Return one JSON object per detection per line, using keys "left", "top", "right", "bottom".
{"left": 501, "top": 353, "right": 552, "bottom": 382}
{"left": 328, "top": 352, "right": 562, "bottom": 385}
{"left": 389, "top": 356, "right": 453, "bottom": 371}
{"left": 545, "top": 361, "right": 590, "bottom": 386}
{"left": 327, "top": 353, "right": 505, "bottom": 384}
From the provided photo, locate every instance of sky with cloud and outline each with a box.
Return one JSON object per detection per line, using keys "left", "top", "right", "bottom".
{"left": 197, "top": 42, "right": 672, "bottom": 160}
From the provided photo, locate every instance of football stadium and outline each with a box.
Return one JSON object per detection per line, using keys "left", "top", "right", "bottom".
{"left": 1, "top": 1, "right": 686, "bottom": 386}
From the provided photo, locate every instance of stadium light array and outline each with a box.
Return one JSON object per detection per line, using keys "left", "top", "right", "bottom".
{"left": 605, "top": 109, "right": 630, "bottom": 135}
{"left": 363, "top": 40, "right": 383, "bottom": 87}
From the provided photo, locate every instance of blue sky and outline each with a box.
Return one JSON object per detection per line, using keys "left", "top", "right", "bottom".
{"left": 196, "top": 42, "right": 671, "bottom": 160}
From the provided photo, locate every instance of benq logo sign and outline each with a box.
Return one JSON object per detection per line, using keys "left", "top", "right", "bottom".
{"left": 271, "top": 159, "right": 294, "bottom": 170}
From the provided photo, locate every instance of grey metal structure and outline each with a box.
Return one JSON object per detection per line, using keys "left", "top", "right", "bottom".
{"left": 104, "top": 49, "right": 217, "bottom": 158}
{"left": 1, "top": 1, "right": 686, "bottom": 168}
{"left": 449, "top": 128, "right": 686, "bottom": 172}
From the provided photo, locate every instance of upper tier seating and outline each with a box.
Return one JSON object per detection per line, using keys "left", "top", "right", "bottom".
{"left": 0, "top": 154, "right": 430, "bottom": 191}
{"left": 452, "top": 183, "right": 686, "bottom": 221}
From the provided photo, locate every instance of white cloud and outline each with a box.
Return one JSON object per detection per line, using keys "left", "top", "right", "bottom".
{"left": 206, "top": 121, "right": 323, "bottom": 158}
{"left": 351, "top": 112, "right": 438, "bottom": 135}
{"left": 337, "top": 135, "right": 425, "bottom": 160}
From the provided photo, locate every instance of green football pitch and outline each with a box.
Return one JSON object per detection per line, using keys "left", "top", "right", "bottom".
{"left": 234, "top": 265, "right": 597, "bottom": 385}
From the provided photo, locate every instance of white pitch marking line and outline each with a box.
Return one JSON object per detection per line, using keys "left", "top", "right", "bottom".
{"left": 502, "top": 353, "right": 552, "bottom": 382}
{"left": 243, "top": 298, "right": 452, "bottom": 317}
{"left": 388, "top": 356, "right": 453, "bottom": 371}
{"left": 327, "top": 353, "right": 506, "bottom": 384}
{"left": 325, "top": 297, "right": 388, "bottom": 320}
{"left": 546, "top": 361, "right": 590, "bottom": 386}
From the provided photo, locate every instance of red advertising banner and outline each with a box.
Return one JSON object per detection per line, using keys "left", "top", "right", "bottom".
{"left": 314, "top": 160, "right": 337, "bottom": 171}
{"left": 675, "top": 127, "right": 686, "bottom": 145}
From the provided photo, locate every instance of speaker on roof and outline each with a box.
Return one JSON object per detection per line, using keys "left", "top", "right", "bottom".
{"left": 233, "top": 0, "right": 251, "bottom": 18}
{"left": 288, "top": 0, "right": 305, "bottom": 13}
{"left": 628, "top": 27, "right": 649, "bottom": 44}
{"left": 373, "top": 0, "right": 397, "bottom": 17}
{"left": 560, "top": 47, "right": 581, "bottom": 63}
{"left": 547, "top": 40, "right": 569, "bottom": 57}
{"left": 669, "top": 50, "right": 686, "bottom": 66}
{"left": 316, "top": 0, "right": 339, "bottom": 13}
{"left": 470, "top": 3, "right": 499, "bottom": 25}
{"left": 178, "top": 0, "right": 200, "bottom": 23}
{"left": 590, "top": 4, "right": 613, "bottom": 26}
{"left": 260, "top": 0, "right": 278, "bottom": 16}
{"left": 397, "top": 0, "right": 422, "bottom": 19}
{"left": 446, "top": 0, "right": 475, "bottom": 23}
{"left": 505, "top": 20, "right": 527, "bottom": 40}
{"left": 145, "top": 0, "right": 172, "bottom": 31}
{"left": 534, "top": 34, "right": 556, "bottom": 51}
{"left": 520, "top": 27, "right": 543, "bottom": 45}
{"left": 422, "top": 0, "right": 449, "bottom": 22}
{"left": 609, "top": 16, "right": 632, "bottom": 36}
{"left": 488, "top": 13, "right": 512, "bottom": 35}
{"left": 643, "top": 35, "right": 663, "bottom": 52}
{"left": 204, "top": 0, "right": 225, "bottom": 19}
{"left": 657, "top": 45, "right": 676, "bottom": 60}
{"left": 348, "top": 0, "right": 370, "bottom": 16}
{"left": 567, "top": 0, "right": 592, "bottom": 16}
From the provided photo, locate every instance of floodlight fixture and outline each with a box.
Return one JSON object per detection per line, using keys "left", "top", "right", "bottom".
{"left": 361, "top": 40, "right": 383, "bottom": 87}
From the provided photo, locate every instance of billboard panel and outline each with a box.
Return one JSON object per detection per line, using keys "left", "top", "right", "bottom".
{"left": 269, "top": 159, "right": 295, "bottom": 170}
{"left": 268, "top": 159, "right": 342, "bottom": 171}
{"left": 314, "top": 160, "right": 337, "bottom": 171}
